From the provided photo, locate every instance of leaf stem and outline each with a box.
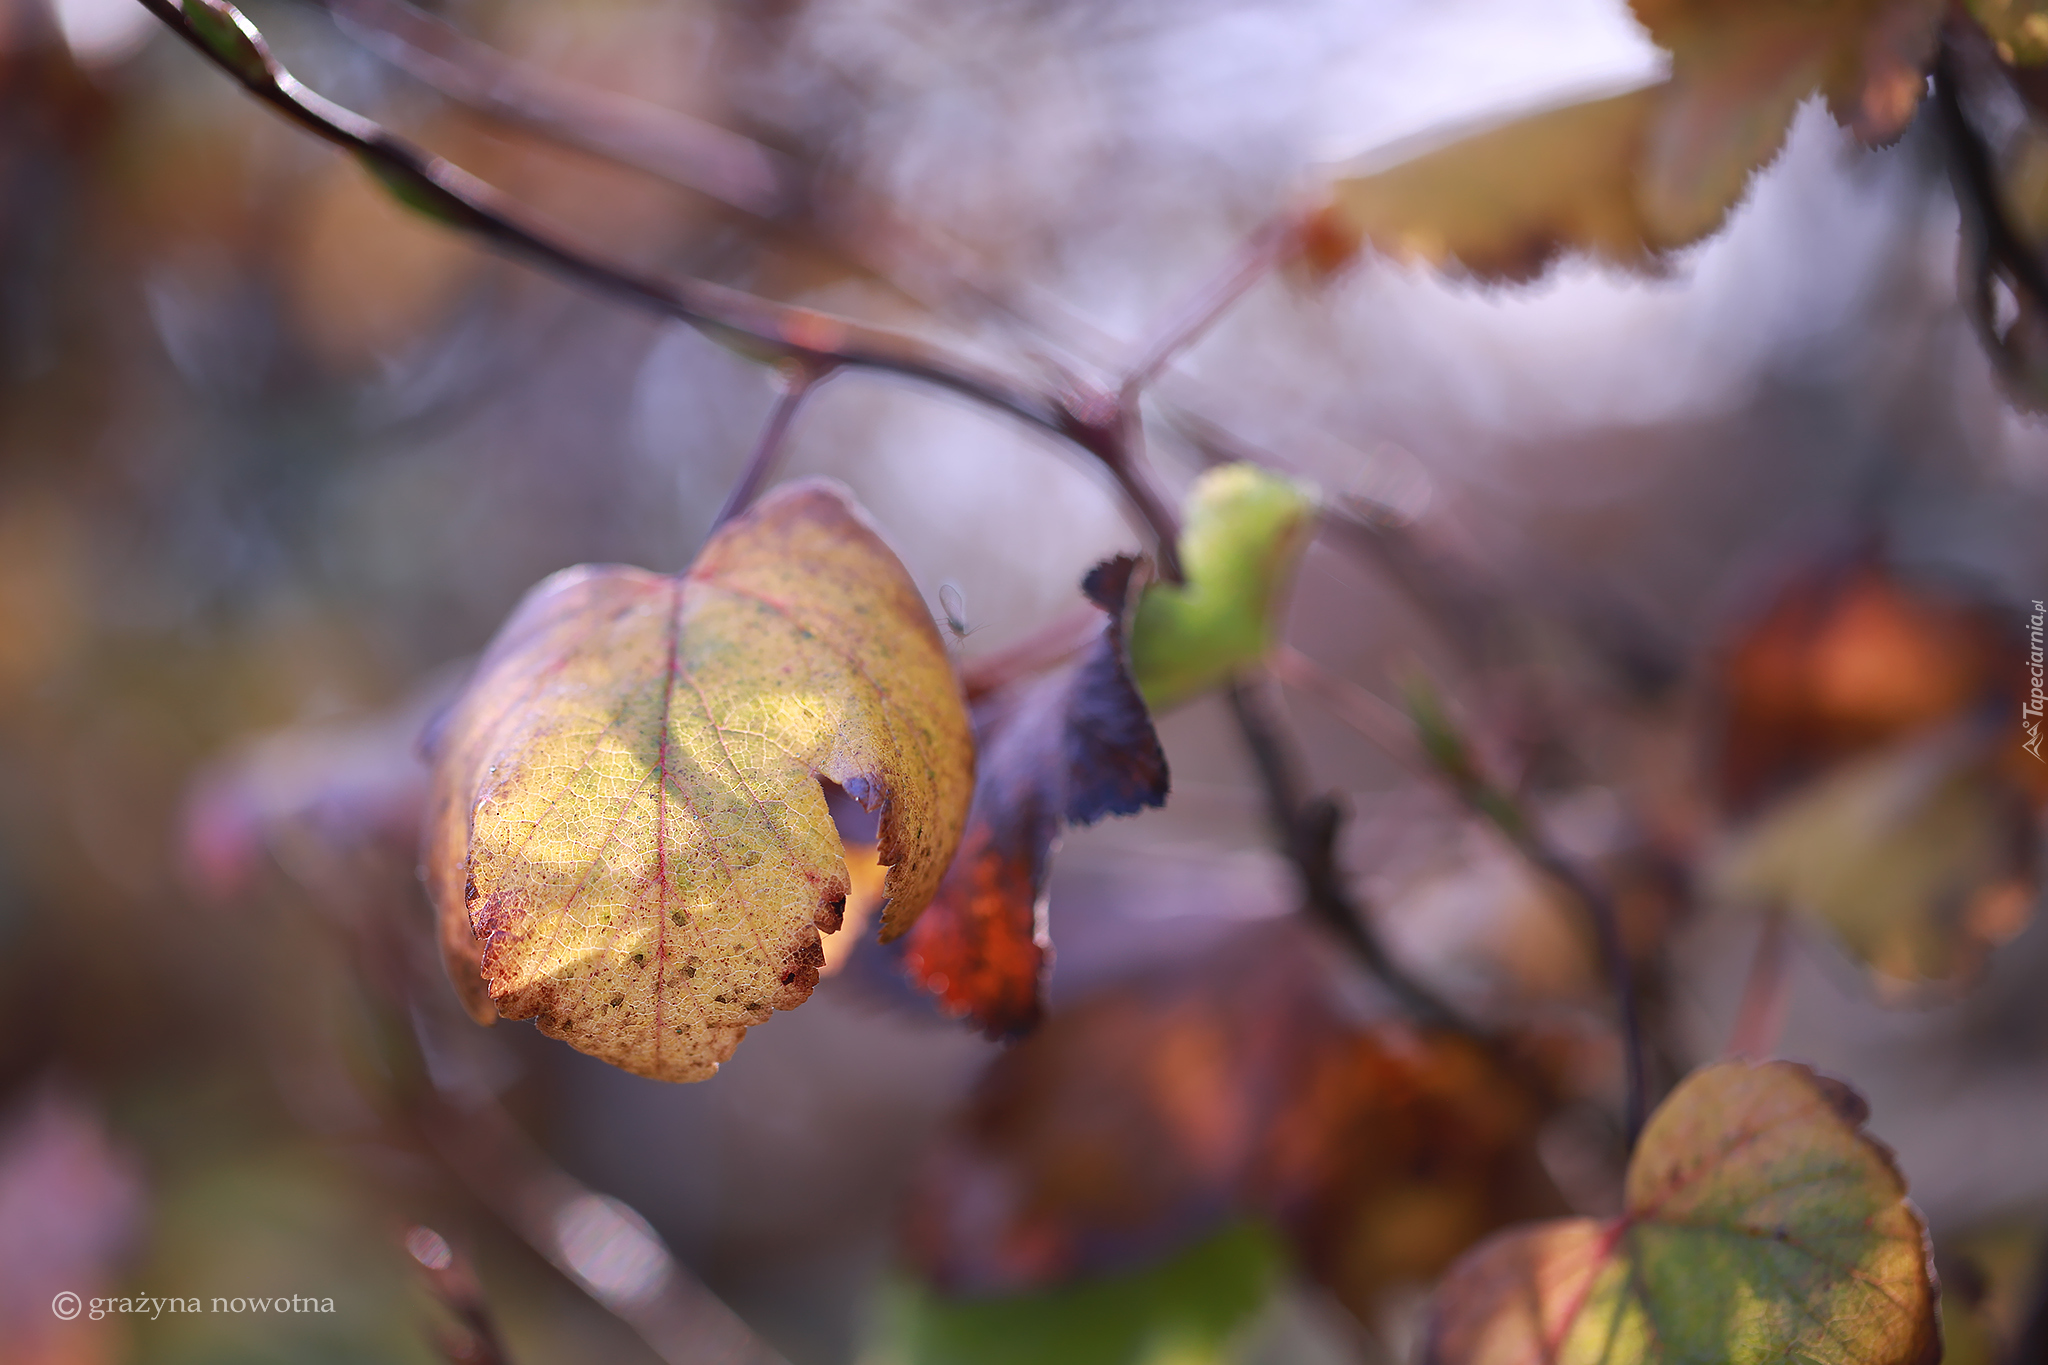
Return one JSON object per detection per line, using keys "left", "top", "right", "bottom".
{"left": 711, "top": 360, "right": 833, "bottom": 530}
{"left": 1118, "top": 216, "right": 1296, "bottom": 405}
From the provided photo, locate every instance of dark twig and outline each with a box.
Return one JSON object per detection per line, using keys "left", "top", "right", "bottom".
{"left": 711, "top": 360, "right": 833, "bottom": 529}
{"left": 1225, "top": 674, "right": 1476, "bottom": 1035}
{"left": 133, "top": 0, "right": 1180, "bottom": 563}
{"left": 1273, "top": 645, "right": 1654, "bottom": 1137}
{"left": 1405, "top": 681, "right": 1649, "bottom": 1146}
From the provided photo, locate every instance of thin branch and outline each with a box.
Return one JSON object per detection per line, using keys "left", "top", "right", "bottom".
{"left": 134, "top": 0, "right": 1181, "bottom": 562}
{"left": 1269, "top": 644, "right": 1430, "bottom": 778}
{"left": 711, "top": 360, "right": 833, "bottom": 529}
{"left": 1273, "top": 645, "right": 1652, "bottom": 1139}
{"left": 1224, "top": 673, "right": 1477, "bottom": 1036}
{"left": 1118, "top": 216, "right": 1295, "bottom": 404}
{"left": 1405, "top": 681, "right": 1649, "bottom": 1146}
{"left": 307, "top": 0, "right": 791, "bottom": 217}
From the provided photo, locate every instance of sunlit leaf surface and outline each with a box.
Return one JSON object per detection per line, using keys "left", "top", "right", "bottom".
{"left": 424, "top": 479, "right": 975, "bottom": 1081}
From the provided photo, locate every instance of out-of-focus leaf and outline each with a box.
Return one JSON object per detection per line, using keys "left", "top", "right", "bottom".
{"left": 1973, "top": 0, "right": 2048, "bottom": 64}
{"left": 1712, "top": 556, "right": 2030, "bottom": 816}
{"left": 1635, "top": 0, "right": 1941, "bottom": 148}
{"left": 901, "top": 924, "right": 1555, "bottom": 1315}
{"left": 1423, "top": 1060, "right": 1940, "bottom": 1365}
{"left": 1128, "top": 465, "right": 1316, "bottom": 713}
{"left": 181, "top": 682, "right": 448, "bottom": 910}
{"left": 424, "top": 478, "right": 975, "bottom": 1082}
{"left": 1308, "top": 1, "right": 1938, "bottom": 279}
{"left": 877, "top": 1223, "right": 1281, "bottom": 1365}
{"left": 1304, "top": 88, "right": 1678, "bottom": 282}
{"left": 0, "top": 1090, "right": 144, "bottom": 1365}
{"left": 901, "top": 555, "right": 1168, "bottom": 1037}
{"left": 1931, "top": 1222, "right": 2048, "bottom": 1365}
{"left": 1714, "top": 725, "right": 2036, "bottom": 987}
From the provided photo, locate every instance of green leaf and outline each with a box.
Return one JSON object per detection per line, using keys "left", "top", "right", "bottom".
{"left": 876, "top": 1223, "right": 1282, "bottom": 1365}
{"left": 1423, "top": 1060, "right": 1939, "bottom": 1365}
{"left": 1127, "top": 464, "right": 1316, "bottom": 713}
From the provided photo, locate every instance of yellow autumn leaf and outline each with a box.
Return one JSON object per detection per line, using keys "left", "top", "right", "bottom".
{"left": 1307, "top": 0, "right": 1940, "bottom": 281}
{"left": 1305, "top": 87, "right": 1672, "bottom": 283}
{"left": 424, "top": 479, "right": 975, "bottom": 1082}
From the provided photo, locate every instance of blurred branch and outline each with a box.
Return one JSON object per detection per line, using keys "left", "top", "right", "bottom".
{"left": 1273, "top": 645, "right": 1655, "bottom": 1140}
{"left": 405, "top": 1225, "right": 518, "bottom": 1365}
{"left": 413, "top": 1087, "right": 792, "bottom": 1365}
{"left": 133, "top": 0, "right": 1182, "bottom": 566}
{"left": 1269, "top": 643, "right": 1430, "bottom": 778}
{"left": 711, "top": 359, "right": 834, "bottom": 529}
{"left": 298, "top": 848, "right": 791, "bottom": 1365}
{"left": 1935, "top": 25, "right": 2048, "bottom": 380}
{"left": 1223, "top": 673, "right": 1477, "bottom": 1036}
{"left": 1118, "top": 216, "right": 1296, "bottom": 404}
{"left": 1404, "top": 680, "right": 1650, "bottom": 1147}
{"left": 305, "top": 0, "right": 792, "bottom": 217}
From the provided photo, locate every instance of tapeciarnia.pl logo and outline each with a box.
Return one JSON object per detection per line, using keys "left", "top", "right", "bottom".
{"left": 2027, "top": 599, "right": 2045, "bottom": 762}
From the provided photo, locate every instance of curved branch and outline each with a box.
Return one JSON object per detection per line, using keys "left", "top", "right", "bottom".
{"left": 133, "top": 0, "right": 1181, "bottom": 559}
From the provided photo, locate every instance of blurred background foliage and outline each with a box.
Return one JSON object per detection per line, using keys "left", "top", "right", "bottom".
{"left": 6, "top": 0, "right": 2048, "bottom": 1361}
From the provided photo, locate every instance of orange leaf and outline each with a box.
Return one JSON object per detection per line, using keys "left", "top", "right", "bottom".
{"left": 900, "top": 556, "right": 1169, "bottom": 1037}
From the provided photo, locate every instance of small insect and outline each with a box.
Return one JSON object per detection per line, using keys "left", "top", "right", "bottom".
{"left": 938, "top": 582, "right": 980, "bottom": 641}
